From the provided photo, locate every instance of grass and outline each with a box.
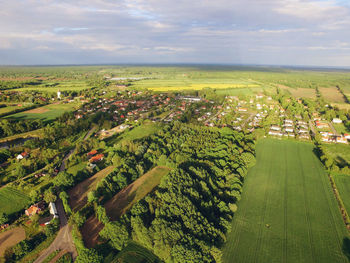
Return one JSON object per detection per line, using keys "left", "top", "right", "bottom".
{"left": 0, "top": 128, "right": 44, "bottom": 143}
{"left": 320, "top": 87, "right": 347, "bottom": 103}
{"left": 68, "top": 165, "right": 116, "bottom": 212}
{"left": 11, "top": 80, "right": 90, "bottom": 92}
{"left": 108, "top": 122, "right": 160, "bottom": 146}
{"left": 0, "top": 187, "right": 31, "bottom": 215}
{"left": 6, "top": 102, "right": 81, "bottom": 121}
{"left": 322, "top": 144, "right": 350, "bottom": 168}
{"left": 42, "top": 249, "right": 60, "bottom": 263}
{"left": 333, "top": 123, "right": 349, "bottom": 135}
{"left": 222, "top": 139, "right": 349, "bottom": 263}
{"left": 334, "top": 174, "right": 350, "bottom": 215}
{"left": 112, "top": 241, "right": 162, "bottom": 263}
{"left": 105, "top": 166, "right": 171, "bottom": 220}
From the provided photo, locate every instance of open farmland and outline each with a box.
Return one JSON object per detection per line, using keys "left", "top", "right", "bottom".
{"left": 334, "top": 175, "right": 350, "bottom": 214}
{"left": 278, "top": 85, "right": 317, "bottom": 99}
{"left": 222, "top": 139, "right": 349, "bottom": 263}
{"left": 68, "top": 165, "right": 116, "bottom": 212}
{"left": 11, "top": 80, "right": 90, "bottom": 92}
{"left": 6, "top": 102, "right": 81, "bottom": 121}
{"left": 112, "top": 242, "right": 162, "bottom": 263}
{"left": 319, "top": 87, "right": 347, "bottom": 103}
{"left": 0, "top": 187, "right": 31, "bottom": 215}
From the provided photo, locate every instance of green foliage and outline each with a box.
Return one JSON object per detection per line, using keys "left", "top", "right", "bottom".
{"left": 75, "top": 248, "right": 102, "bottom": 263}
{"left": 43, "top": 188, "right": 57, "bottom": 203}
{"left": 0, "top": 211, "right": 8, "bottom": 224}
{"left": 100, "top": 221, "right": 129, "bottom": 251}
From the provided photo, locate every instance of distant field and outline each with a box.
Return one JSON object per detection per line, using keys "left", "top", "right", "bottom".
{"left": 278, "top": 85, "right": 317, "bottom": 99}
{"left": 334, "top": 175, "right": 350, "bottom": 214}
{"left": 0, "top": 187, "right": 31, "bottom": 215}
{"left": 6, "top": 102, "right": 81, "bottom": 121}
{"left": 11, "top": 80, "right": 90, "bottom": 92}
{"left": 222, "top": 139, "right": 349, "bottom": 263}
{"left": 0, "top": 128, "right": 44, "bottom": 143}
{"left": 113, "top": 242, "right": 162, "bottom": 263}
{"left": 68, "top": 165, "right": 116, "bottom": 212}
{"left": 322, "top": 144, "right": 350, "bottom": 168}
{"left": 320, "top": 87, "right": 347, "bottom": 103}
{"left": 0, "top": 105, "right": 28, "bottom": 115}
{"left": 131, "top": 78, "right": 260, "bottom": 92}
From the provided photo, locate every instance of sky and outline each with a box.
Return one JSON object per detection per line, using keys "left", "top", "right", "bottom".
{"left": 0, "top": 0, "right": 350, "bottom": 66}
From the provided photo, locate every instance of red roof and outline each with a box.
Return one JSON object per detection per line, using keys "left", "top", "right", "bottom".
{"left": 87, "top": 150, "right": 98, "bottom": 156}
{"left": 89, "top": 154, "right": 104, "bottom": 163}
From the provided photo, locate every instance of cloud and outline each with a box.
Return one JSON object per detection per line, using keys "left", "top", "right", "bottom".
{"left": 0, "top": 0, "right": 349, "bottom": 66}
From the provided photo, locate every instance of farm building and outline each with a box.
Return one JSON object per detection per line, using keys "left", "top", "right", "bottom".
{"left": 17, "top": 152, "right": 29, "bottom": 160}
{"left": 25, "top": 203, "right": 44, "bottom": 217}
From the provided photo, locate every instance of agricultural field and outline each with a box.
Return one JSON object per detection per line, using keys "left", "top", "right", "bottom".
{"left": 319, "top": 87, "right": 347, "bottom": 103}
{"left": 222, "top": 139, "right": 349, "bottom": 263}
{"left": 334, "top": 175, "right": 350, "bottom": 214}
{"left": 322, "top": 144, "right": 350, "bottom": 168}
{"left": 6, "top": 102, "right": 82, "bottom": 121}
{"left": 0, "top": 227, "right": 26, "bottom": 257}
{"left": 68, "top": 165, "right": 116, "bottom": 212}
{"left": 10, "top": 80, "right": 90, "bottom": 92}
{"left": 278, "top": 85, "right": 317, "bottom": 99}
{"left": 0, "top": 187, "right": 31, "bottom": 215}
{"left": 0, "top": 104, "right": 31, "bottom": 115}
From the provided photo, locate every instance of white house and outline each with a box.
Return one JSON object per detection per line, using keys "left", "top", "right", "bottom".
{"left": 49, "top": 202, "right": 59, "bottom": 219}
{"left": 332, "top": 118, "right": 342, "bottom": 124}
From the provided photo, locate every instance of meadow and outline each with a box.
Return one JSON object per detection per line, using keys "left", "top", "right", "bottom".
{"left": 112, "top": 241, "right": 162, "bottom": 263}
{"left": 222, "top": 139, "right": 349, "bottom": 263}
{"left": 0, "top": 187, "right": 31, "bottom": 215}
{"left": 6, "top": 102, "right": 82, "bottom": 121}
{"left": 334, "top": 174, "right": 350, "bottom": 214}
{"left": 322, "top": 144, "right": 350, "bottom": 168}
{"left": 10, "top": 80, "right": 90, "bottom": 92}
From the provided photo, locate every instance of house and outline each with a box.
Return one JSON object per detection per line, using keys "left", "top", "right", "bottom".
{"left": 49, "top": 202, "right": 59, "bottom": 219}
{"left": 336, "top": 136, "right": 348, "bottom": 144}
{"left": 89, "top": 154, "right": 104, "bottom": 163}
{"left": 332, "top": 118, "right": 342, "bottom": 124}
{"left": 344, "top": 134, "right": 350, "bottom": 139}
{"left": 238, "top": 107, "right": 248, "bottom": 112}
{"left": 87, "top": 150, "right": 98, "bottom": 157}
{"left": 270, "top": 125, "right": 281, "bottom": 131}
{"left": 25, "top": 203, "right": 44, "bottom": 217}
{"left": 285, "top": 128, "right": 294, "bottom": 133}
{"left": 298, "top": 129, "right": 308, "bottom": 134}
{"left": 17, "top": 152, "right": 29, "bottom": 160}
{"left": 315, "top": 121, "right": 329, "bottom": 129}
{"left": 269, "top": 130, "right": 282, "bottom": 136}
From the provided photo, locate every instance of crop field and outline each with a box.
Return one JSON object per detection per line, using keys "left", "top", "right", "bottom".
{"left": 68, "top": 165, "right": 116, "bottom": 212}
{"left": 334, "top": 175, "right": 350, "bottom": 214}
{"left": 11, "top": 80, "right": 90, "bottom": 92}
{"left": 222, "top": 139, "right": 349, "bottom": 263}
{"left": 0, "top": 187, "right": 31, "bottom": 215}
{"left": 278, "top": 85, "right": 317, "bottom": 99}
{"left": 319, "top": 87, "right": 347, "bottom": 103}
{"left": 131, "top": 78, "right": 261, "bottom": 92}
{"left": 6, "top": 102, "right": 81, "bottom": 121}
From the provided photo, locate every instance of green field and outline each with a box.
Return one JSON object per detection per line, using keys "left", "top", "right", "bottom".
{"left": 6, "top": 102, "right": 81, "bottom": 121}
{"left": 11, "top": 80, "right": 90, "bottom": 92}
{"left": 112, "top": 242, "right": 162, "bottom": 263}
{"left": 334, "top": 175, "right": 350, "bottom": 214}
{"left": 222, "top": 139, "right": 349, "bottom": 263}
{"left": 322, "top": 144, "right": 350, "bottom": 168}
{"left": 0, "top": 186, "right": 31, "bottom": 215}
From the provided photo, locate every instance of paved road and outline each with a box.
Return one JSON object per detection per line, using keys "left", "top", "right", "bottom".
{"left": 34, "top": 199, "right": 77, "bottom": 263}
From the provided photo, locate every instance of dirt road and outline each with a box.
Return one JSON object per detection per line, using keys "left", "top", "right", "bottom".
{"left": 34, "top": 199, "right": 77, "bottom": 263}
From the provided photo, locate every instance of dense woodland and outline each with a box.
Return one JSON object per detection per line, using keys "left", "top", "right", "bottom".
{"left": 96, "top": 123, "right": 255, "bottom": 262}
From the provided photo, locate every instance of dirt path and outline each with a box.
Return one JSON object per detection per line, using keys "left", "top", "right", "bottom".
{"left": 81, "top": 166, "right": 171, "bottom": 248}
{"left": 68, "top": 166, "right": 115, "bottom": 212}
{"left": 0, "top": 227, "right": 26, "bottom": 257}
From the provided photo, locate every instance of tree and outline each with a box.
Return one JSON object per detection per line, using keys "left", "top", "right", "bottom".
{"left": 100, "top": 222, "right": 129, "bottom": 250}
{"left": 75, "top": 248, "right": 102, "bottom": 263}
{"left": 44, "top": 188, "right": 57, "bottom": 203}
{"left": 0, "top": 212, "right": 8, "bottom": 225}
